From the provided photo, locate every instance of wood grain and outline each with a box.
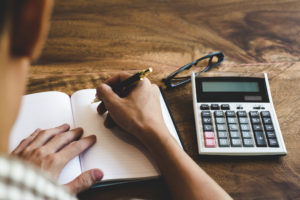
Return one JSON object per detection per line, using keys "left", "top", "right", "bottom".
{"left": 26, "top": 0, "right": 300, "bottom": 199}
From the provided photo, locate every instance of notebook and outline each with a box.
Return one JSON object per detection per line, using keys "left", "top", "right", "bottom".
{"left": 9, "top": 89, "right": 182, "bottom": 186}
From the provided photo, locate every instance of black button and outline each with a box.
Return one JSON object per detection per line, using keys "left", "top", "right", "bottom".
{"left": 268, "top": 138, "right": 279, "bottom": 147}
{"left": 219, "top": 139, "right": 230, "bottom": 147}
{"left": 264, "top": 124, "right": 274, "bottom": 131}
{"left": 266, "top": 131, "right": 276, "bottom": 138}
{"left": 226, "top": 111, "right": 236, "bottom": 117}
{"left": 211, "top": 104, "right": 220, "bottom": 110}
{"left": 203, "top": 124, "right": 214, "bottom": 131}
{"left": 215, "top": 117, "right": 226, "bottom": 124}
{"left": 201, "top": 111, "right": 211, "bottom": 117}
{"left": 218, "top": 131, "right": 228, "bottom": 138}
{"left": 263, "top": 118, "right": 272, "bottom": 124}
{"left": 249, "top": 111, "right": 259, "bottom": 118}
{"left": 200, "top": 104, "right": 209, "bottom": 110}
{"left": 254, "top": 131, "right": 267, "bottom": 147}
{"left": 214, "top": 111, "right": 224, "bottom": 117}
{"left": 221, "top": 104, "right": 230, "bottom": 110}
{"left": 202, "top": 117, "right": 212, "bottom": 124}
{"left": 252, "top": 124, "right": 263, "bottom": 131}
{"left": 243, "top": 139, "right": 254, "bottom": 147}
{"left": 237, "top": 111, "right": 247, "bottom": 117}
{"left": 261, "top": 111, "right": 271, "bottom": 117}
{"left": 251, "top": 117, "right": 261, "bottom": 124}
{"left": 236, "top": 106, "right": 243, "bottom": 109}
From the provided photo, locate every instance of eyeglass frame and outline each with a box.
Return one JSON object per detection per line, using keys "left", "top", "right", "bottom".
{"left": 162, "top": 51, "right": 225, "bottom": 89}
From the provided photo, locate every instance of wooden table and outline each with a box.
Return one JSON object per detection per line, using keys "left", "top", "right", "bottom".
{"left": 28, "top": 0, "right": 300, "bottom": 199}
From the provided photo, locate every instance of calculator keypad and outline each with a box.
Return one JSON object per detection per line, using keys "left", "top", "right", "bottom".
{"left": 201, "top": 104, "right": 279, "bottom": 148}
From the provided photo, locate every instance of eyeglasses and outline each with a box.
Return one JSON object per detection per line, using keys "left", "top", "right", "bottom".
{"left": 162, "top": 52, "right": 225, "bottom": 89}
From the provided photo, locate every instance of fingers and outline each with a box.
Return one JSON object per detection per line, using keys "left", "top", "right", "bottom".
{"left": 97, "top": 102, "right": 106, "bottom": 115}
{"left": 96, "top": 83, "right": 121, "bottom": 109}
{"left": 26, "top": 124, "right": 70, "bottom": 151}
{"left": 64, "top": 169, "right": 103, "bottom": 194}
{"left": 44, "top": 128, "right": 84, "bottom": 154}
{"left": 56, "top": 135, "right": 96, "bottom": 168}
{"left": 11, "top": 128, "right": 41, "bottom": 155}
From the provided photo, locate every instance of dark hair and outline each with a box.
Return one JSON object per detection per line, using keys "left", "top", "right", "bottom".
{"left": 0, "top": 0, "right": 12, "bottom": 35}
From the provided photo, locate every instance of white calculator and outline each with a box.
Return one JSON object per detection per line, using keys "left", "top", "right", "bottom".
{"left": 192, "top": 73, "right": 287, "bottom": 155}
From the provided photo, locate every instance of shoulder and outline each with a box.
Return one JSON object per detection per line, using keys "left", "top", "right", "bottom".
{"left": 0, "top": 155, "right": 77, "bottom": 200}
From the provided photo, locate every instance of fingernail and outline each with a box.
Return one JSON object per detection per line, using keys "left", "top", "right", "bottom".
{"left": 93, "top": 169, "right": 103, "bottom": 181}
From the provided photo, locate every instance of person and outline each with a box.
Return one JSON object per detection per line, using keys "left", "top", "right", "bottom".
{"left": 0, "top": 0, "right": 232, "bottom": 199}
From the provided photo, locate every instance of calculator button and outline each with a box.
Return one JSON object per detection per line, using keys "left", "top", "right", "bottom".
{"left": 205, "top": 139, "right": 216, "bottom": 148}
{"left": 200, "top": 104, "right": 209, "bottom": 110}
{"left": 203, "top": 124, "right": 214, "bottom": 131}
{"left": 252, "top": 124, "right": 263, "bottom": 131}
{"left": 204, "top": 131, "right": 215, "bottom": 139}
{"left": 261, "top": 111, "right": 271, "bottom": 117}
{"left": 231, "top": 138, "right": 242, "bottom": 147}
{"left": 219, "top": 139, "right": 230, "bottom": 147}
{"left": 201, "top": 111, "right": 211, "bottom": 117}
{"left": 202, "top": 117, "right": 212, "bottom": 124}
{"left": 254, "top": 131, "right": 267, "bottom": 147}
{"left": 263, "top": 118, "right": 272, "bottom": 124}
{"left": 268, "top": 138, "right": 279, "bottom": 147}
{"left": 215, "top": 117, "right": 226, "bottom": 124}
{"left": 249, "top": 111, "right": 259, "bottom": 118}
{"left": 266, "top": 131, "right": 276, "bottom": 138}
{"left": 264, "top": 124, "right": 274, "bottom": 131}
{"left": 236, "top": 106, "right": 243, "bottom": 109}
{"left": 221, "top": 104, "right": 230, "bottom": 110}
{"left": 230, "top": 131, "right": 240, "bottom": 138}
{"left": 241, "top": 131, "right": 252, "bottom": 138}
{"left": 211, "top": 104, "right": 220, "bottom": 110}
{"left": 226, "top": 111, "right": 236, "bottom": 117}
{"left": 240, "top": 124, "right": 250, "bottom": 131}
{"left": 217, "top": 124, "right": 227, "bottom": 131}
{"left": 218, "top": 131, "right": 229, "bottom": 138}
{"left": 214, "top": 111, "right": 224, "bottom": 117}
{"left": 237, "top": 111, "right": 247, "bottom": 117}
{"left": 243, "top": 139, "right": 254, "bottom": 147}
{"left": 228, "top": 124, "right": 239, "bottom": 131}
{"left": 251, "top": 117, "right": 261, "bottom": 124}
{"left": 227, "top": 117, "right": 237, "bottom": 124}
{"left": 239, "top": 117, "right": 249, "bottom": 124}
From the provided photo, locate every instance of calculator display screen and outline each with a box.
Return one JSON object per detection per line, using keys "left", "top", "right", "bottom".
{"left": 196, "top": 77, "right": 269, "bottom": 102}
{"left": 202, "top": 81, "right": 260, "bottom": 92}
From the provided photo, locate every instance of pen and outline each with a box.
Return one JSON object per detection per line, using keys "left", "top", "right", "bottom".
{"left": 92, "top": 68, "right": 153, "bottom": 103}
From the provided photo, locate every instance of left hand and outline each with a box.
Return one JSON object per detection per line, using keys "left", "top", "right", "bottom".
{"left": 11, "top": 124, "right": 103, "bottom": 194}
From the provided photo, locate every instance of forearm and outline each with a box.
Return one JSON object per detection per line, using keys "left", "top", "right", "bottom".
{"left": 143, "top": 126, "right": 232, "bottom": 200}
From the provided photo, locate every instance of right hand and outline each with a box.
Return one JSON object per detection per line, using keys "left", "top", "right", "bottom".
{"left": 96, "top": 72, "right": 171, "bottom": 146}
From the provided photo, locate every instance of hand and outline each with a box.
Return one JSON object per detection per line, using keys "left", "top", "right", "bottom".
{"left": 11, "top": 124, "right": 103, "bottom": 194}
{"left": 96, "top": 72, "right": 171, "bottom": 146}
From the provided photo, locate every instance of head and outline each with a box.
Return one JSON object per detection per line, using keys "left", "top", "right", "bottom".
{"left": 0, "top": 0, "right": 54, "bottom": 152}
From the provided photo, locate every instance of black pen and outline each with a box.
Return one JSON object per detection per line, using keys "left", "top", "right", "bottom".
{"left": 92, "top": 68, "right": 152, "bottom": 103}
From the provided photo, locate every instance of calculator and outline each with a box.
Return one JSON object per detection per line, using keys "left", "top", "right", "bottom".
{"left": 192, "top": 73, "right": 287, "bottom": 155}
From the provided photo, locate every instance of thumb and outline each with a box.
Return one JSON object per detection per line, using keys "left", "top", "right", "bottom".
{"left": 97, "top": 83, "right": 121, "bottom": 105}
{"left": 64, "top": 169, "right": 103, "bottom": 194}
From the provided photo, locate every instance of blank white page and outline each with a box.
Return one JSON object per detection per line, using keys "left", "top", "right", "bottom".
{"left": 9, "top": 91, "right": 82, "bottom": 184}
{"left": 71, "top": 89, "right": 182, "bottom": 181}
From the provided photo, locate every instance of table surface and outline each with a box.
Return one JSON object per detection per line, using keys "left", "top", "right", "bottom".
{"left": 28, "top": 0, "right": 300, "bottom": 199}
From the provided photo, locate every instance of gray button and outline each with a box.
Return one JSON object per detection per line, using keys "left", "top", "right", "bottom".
{"left": 215, "top": 117, "right": 226, "bottom": 124}
{"left": 243, "top": 139, "right": 254, "bottom": 147}
{"left": 217, "top": 124, "right": 227, "bottom": 131}
{"left": 203, "top": 124, "right": 214, "bottom": 131}
{"left": 227, "top": 117, "right": 237, "bottom": 124}
{"left": 231, "top": 138, "right": 242, "bottom": 147}
{"left": 241, "top": 131, "right": 252, "bottom": 138}
{"left": 218, "top": 131, "right": 228, "bottom": 138}
{"left": 266, "top": 131, "right": 276, "bottom": 138}
{"left": 239, "top": 117, "right": 249, "bottom": 124}
{"left": 240, "top": 124, "right": 250, "bottom": 131}
{"left": 202, "top": 117, "right": 212, "bottom": 124}
{"left": 219, "top": 139, "right": 230, "bottom": 147}
{"left": 230, "top": 131, "right": 240, "bottom": 138}
{"left": 229, "top": 124, "right": 239, "bottom": 131}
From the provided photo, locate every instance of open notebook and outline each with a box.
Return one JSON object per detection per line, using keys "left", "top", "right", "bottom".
{"left": 9, "top": 89, "right": 182, "bottom": 186}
